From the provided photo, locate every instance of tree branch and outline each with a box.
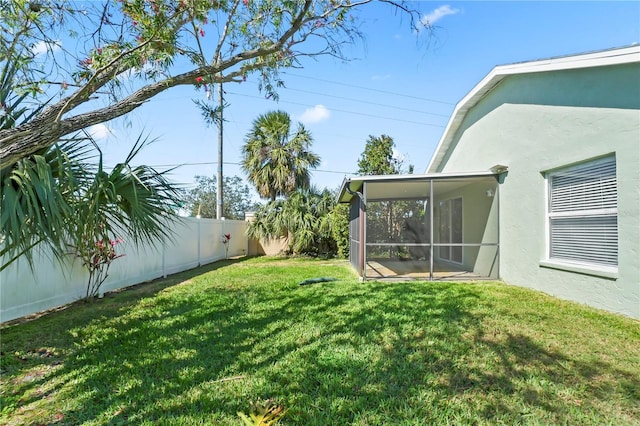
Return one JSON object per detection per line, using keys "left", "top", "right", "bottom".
{"left": 213, "top": 0, "right": 242, "bottom": 66}
{"left": 0, "top": 0, "right": 424, "bottom": 170}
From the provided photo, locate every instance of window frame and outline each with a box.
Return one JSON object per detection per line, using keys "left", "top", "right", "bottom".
{"left": 542, "top": 155, "right": 618, "bottom": 277}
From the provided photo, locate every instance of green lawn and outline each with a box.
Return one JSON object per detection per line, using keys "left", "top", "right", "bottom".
{"left": 1, "top": 257, "right": 639, "bottom": 425}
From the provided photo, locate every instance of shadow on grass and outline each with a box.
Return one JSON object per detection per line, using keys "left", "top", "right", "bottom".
{"left": 464, "top": 331, "right": 640, "bottom": 423}
{"left": 1, "top": 259, "right": 639, "bottom": 425}
{"left": 0, "top": 258, "right": 250, "bottom": 421}
{"left": 1, "top": 257, "right": 250, "bottom": 329}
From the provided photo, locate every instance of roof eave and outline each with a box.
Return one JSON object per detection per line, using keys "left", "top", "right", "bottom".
{"left": 336, "top": 170, "right": 500, "bottom": 204}
{"left": 426, "top": 45, "right": 640, "bottom": 173}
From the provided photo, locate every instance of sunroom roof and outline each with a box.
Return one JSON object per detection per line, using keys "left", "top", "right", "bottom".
{"left": 337, "top": 170, "right": 499, "bottom": 203}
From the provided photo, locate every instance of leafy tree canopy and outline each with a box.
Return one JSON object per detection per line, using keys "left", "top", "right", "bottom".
{"left": 183, "top": 174, "right": 259, "bottom": 220}
{"left": 0, "top": 0, "right": 423, "bottom": 169}
{"left": 331, "top": 202, "right": 350, "bottom": 258}
{"left": 356, "top": 134, "right": 415, "bottom": 254}
{"left": 357, "top": 134, "right": 402, "bottom": 176}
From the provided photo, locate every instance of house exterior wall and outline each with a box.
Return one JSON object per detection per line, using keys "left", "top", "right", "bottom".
{"left": 435, "top": 64, "right": 640, "bottom": 318}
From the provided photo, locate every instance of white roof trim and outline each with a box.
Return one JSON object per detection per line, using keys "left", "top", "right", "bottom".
{"left": 426, "top": 45, "right": 640, "bottom": 173}
{"left": 336, "top": 170, "right": 498, "bottom": 203}
{"left": 342, "top": 170, "right": 497, "bottom": 184}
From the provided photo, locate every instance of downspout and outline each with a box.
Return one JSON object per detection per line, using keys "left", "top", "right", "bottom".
{"left": 345, "top": 182, "right": 366, "bottom": 280}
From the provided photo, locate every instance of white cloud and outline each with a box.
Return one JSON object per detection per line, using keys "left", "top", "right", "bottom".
{"left": 299, "top": 105, "right": 331, "bottom": 125}
{"left": 371, "top": 74, "right": 391, "bottom": 81}
{"left": 392, "top": 148, "right": 405, "bottom": 163}
{"left": 87, "top": 124, "right": 113, "bottom": 140}
{"left": 31, "top": 40, "right": 61, "bottom": 56}
{"left": 421, "top": 5, "right": 461, "bottom": 26}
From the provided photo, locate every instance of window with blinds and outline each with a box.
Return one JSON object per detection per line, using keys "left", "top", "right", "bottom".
{"left": 547, "top": 156, "right": 618, "bottom": 268}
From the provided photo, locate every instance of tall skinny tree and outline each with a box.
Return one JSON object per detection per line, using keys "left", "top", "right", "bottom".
{"left": 241, "top": 110, "right": 320, "bottom": 201}
{"left": 357, "top": 134, "right": 402, "bottom": 176}
{"left": 356, "top": 134, "right": 411, "bottom": 256}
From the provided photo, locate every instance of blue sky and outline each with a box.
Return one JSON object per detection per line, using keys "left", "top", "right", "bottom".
{"left": 88, "top": 1, "right": 640, "bottom": 198}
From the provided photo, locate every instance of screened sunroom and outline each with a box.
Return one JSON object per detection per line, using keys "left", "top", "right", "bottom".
{"left": 337, "top": 171, "right": 502, "bottom": 281}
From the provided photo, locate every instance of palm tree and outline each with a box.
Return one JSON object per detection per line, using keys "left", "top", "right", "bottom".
{"left": 68, "top": 136, "right": 181, "bottom": 298}
{"left": 246, "top": 187, "right": 336, "bottom": 256}
{"left": 1, "top": 135, "right": 181, "bottom": 276}
{"left": 1, "top": 60, "right": 181, "bottom": 281}
{"left": 0, "top": 59, "right": 77, "bottom": 269}
{"left": 241, "top": 110, "right": 320, "bottom": 201}
{"left": 282, "top": 187, "right": 335, "bottom": 255}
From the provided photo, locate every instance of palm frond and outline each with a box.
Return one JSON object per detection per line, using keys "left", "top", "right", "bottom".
{"left": 1, "top": 56, "right": 182, "bottom": 271}
{"left": 0, "top": 142, "right": 85, "bottom": 271}
{"left": 242, "top": 110, "right": 320, "bottom": 200}
{"left": 70, "top": 133, "right": 182, "bottom": 252}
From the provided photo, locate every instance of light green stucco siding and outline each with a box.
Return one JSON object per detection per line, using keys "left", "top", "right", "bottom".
{"left": 437, "top": 64, "right": 640, "bottom": 318}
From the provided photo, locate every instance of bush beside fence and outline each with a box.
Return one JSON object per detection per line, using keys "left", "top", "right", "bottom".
{"left": 0, "top": 217, "right": 247, "bottom": 323}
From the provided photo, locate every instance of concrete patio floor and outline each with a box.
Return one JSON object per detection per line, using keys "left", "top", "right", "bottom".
{"left": 364, "top": 259, "right": 487, "bottom": 281}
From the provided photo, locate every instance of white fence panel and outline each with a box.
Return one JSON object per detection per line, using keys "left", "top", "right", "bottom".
{"left": 0, "top": 217, "right": 247, "bottom": 323}
{"left": 1, "top": 253, "right": 87, "bottom": 322}
{"left": 164, "top": 218, "right": 202, "bottom": 275}
{"left": 200, "top": 219, "right": 221, "bottom": 265}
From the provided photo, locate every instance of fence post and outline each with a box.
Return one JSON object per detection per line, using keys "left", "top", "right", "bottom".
{"left": 221, "top": 218, "right": 225, "bottom": 259}
{"left": 162, "top": 237, "right": 167, "bottom": 278}
{"left": 245, "top": 218, "right": 249, "bottom": 257}
{"left": 197, "top": 219, "right": 201, "bottom": 267}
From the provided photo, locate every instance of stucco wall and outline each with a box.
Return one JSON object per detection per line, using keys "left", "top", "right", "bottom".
{"left": 438, "top": 64, "right": 640, "bottom": 319}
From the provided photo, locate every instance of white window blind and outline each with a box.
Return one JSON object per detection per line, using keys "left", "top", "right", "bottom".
{"left": 548, "top": 156, "right": 618, "bottom": 268}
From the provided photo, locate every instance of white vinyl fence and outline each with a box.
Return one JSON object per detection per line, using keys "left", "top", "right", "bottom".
{"left": 0, "top": 217, "right": 247, "bottom": 323}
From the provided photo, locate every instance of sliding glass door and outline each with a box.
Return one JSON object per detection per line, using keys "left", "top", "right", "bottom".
{"left": 438, "top": 197, "right": 463, "bottom": 263}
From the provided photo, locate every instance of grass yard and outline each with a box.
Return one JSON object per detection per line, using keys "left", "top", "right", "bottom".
{"left": 1, "top": 257, "right": 639, "bottom": 425}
